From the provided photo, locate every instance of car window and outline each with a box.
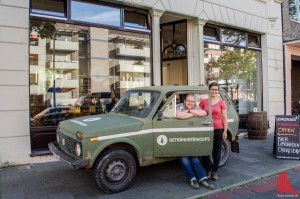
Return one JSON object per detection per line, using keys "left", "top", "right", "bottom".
{"left": 194, "top": 93, "right": 209, "bottom": 107}
{"left": 161, "top": 92, "right": 210, "bottom": 118}
{"left": 113, "top": 90, "right": 160, "bottom": 118}
{"left": 162, "top": 95, "right": 177, "bottom": 118}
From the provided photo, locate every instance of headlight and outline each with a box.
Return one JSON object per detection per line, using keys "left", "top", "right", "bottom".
{"left": 56, "top": 133, "right": 60, "bottom": 143}
{"left": 75, "top": 143, "right": 81, "bottom": 156}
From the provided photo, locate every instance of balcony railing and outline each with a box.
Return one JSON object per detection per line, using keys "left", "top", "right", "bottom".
{"left": 49, "top": 40, "right": 79, "bottom": 51}
{"left": 49, "top": 79, "right": 79, "bottom": 88}
{"left": 47, "top": 60, "right": 79, "bottom": 70}
{"left": 116, "top": 47, "right": 150, "bottom": 58}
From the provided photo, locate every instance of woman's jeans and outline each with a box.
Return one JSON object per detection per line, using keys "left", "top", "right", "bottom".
{"left": 203, "top": 129, "right": 224, "bottom": 172}
{"left": 180, "top": 156, "right": 207, "bottom": 182}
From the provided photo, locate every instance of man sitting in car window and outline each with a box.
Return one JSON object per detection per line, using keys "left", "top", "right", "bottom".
{"left": 176, "top": 94, "right": 214, "bottom": 190}
{"left": 176, "top": 94, "right": 207, "bottom": 119}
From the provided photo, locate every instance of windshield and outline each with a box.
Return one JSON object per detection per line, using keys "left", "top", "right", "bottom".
{"left": 113, "top": 90, "right": 160, "bottom": 118}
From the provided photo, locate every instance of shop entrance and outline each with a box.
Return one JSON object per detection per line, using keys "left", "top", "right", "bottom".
{"left": 162, "top": 60, "right": 187, "bottom": 85}
{"left": 161, "top": 20, "right": 188, "bottom": 85}
{"left": 291, "top": 57, "right": 300, "bottom": 114}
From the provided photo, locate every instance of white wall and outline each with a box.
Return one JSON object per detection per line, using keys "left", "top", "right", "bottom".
{"left": 0, "top": 1, "right": 55, "bottom": 166}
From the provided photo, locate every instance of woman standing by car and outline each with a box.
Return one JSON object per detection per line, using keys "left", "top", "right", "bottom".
{"left": 199, "top": 82, "right": 228, "bottom": 181}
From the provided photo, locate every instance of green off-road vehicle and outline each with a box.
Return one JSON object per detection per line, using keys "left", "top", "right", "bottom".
{"left": 49, "top": 86, "right": 239, "bottom": 193}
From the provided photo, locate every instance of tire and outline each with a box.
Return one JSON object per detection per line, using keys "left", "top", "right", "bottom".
{"left": 93, "top": 149, "right": 137, "bottom": 193}
{"left": 210, "top": 139, "right": 230, "bottom": 167}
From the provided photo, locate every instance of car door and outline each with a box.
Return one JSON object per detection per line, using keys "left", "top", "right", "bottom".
{"left": 152, "top": 91, "right": 214, "bottom": 157}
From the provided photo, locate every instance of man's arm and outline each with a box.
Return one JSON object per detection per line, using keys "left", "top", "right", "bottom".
{"left": 176, "top": 109, "right": 194, "bottom": 119}
{"left": 190, "top": 108, "right": 207, "bottom": 117}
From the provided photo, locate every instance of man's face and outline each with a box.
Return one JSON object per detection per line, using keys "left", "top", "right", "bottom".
{"left": 184, "top": 96, "right": 195, "bottom": 110}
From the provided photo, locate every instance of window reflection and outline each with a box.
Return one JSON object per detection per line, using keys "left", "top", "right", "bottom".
{"left": 248, "top": 34, "right": 261, "bottom": 48}
{"left": 204, "top": 43, "right": 259, "bottom": 115}
{"left": 289, "top": 0, "right": 299, "bottom": 21}
{"left": 29, "top": 19, "right": 151, "bottom": 127}
{"left": 31, "top": 0, "right": 66, "bottom": 17}
{"left": 221, "top": 28, "right": 246, "bottom": 46}
{"left": 204, "top": 26, "right": 219, "bottom": 41}
{"left": 71, "top": 1, "right": 121, "bottom": 27}
{"left": 124, "top": 11, "right": 148, "bottom": 29}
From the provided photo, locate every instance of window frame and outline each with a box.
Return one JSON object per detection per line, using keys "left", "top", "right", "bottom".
{"left": 29, "top": 0, "right": 151, "bottom": 33}
{"left": 70, "top": 0, "right": 122, "bottom": 28}
{"left": 30, "top": 0, "right": 68, "bottom": 20}
{"left": 204, "top": 24, "right": 261, "bottom": 50}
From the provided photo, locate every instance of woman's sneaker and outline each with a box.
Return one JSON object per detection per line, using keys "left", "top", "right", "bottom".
{"left": 190, "top": 179, "right": 200, "bottom": 189}
{"left": 199, "top": 179, "right": 215, "bottom": 190}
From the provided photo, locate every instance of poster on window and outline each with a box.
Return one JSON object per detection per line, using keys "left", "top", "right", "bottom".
{"left": 274, "top": 115, "right": 300, "bottom": 160}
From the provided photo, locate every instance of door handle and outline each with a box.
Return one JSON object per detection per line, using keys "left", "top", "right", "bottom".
{"left": 202, "top": 121, "right": 211, "bottom": 126}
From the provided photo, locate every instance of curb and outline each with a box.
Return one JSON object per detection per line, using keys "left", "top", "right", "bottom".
{"left": 186, "top": 163, "right": 300, "bottom": 199}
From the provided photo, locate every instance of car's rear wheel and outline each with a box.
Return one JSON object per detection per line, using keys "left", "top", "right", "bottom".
{"left": 93, "top": 149, "right": 137, "bottom": 193}
{"left": 210, "top": 139, "right": 230, "bottom": 167}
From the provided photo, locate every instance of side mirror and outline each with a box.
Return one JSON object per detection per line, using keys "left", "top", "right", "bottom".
{"left": 157, "top": 110, "right": 163, "bottom": 121}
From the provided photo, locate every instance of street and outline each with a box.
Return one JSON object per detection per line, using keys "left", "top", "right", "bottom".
{"left": 1, "top": 134, "right": 300, "bottom": 199}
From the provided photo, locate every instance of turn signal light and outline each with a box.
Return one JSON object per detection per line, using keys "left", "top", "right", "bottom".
{"left": 89, "top": 137, "right": 98, "bottom": 142}
{"left": 76, "top": 132, "right": 84, "bottom": 140}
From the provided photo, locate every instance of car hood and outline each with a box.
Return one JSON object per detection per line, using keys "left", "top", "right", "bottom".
{"left": 59, "top": 113, "right": 144, "bottom": 138}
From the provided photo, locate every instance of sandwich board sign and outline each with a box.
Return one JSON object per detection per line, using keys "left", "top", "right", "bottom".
{"left": 274, "top": 115, "right": 300, "bottom": 160}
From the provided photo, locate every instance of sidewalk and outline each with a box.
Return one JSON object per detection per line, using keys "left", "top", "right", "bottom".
{"left": 203, "top": 166, "right": 300, "bottom": 199}
{"left": 1, "top": 134, "right": 300, "bottom": 199}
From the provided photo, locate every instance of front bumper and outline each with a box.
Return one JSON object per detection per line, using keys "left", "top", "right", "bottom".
{"left": 48, "top": 142, "right": 89, "bottom": 170}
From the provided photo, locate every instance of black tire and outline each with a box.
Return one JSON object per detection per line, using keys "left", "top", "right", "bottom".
{"left": 209, "top": 139, "right": 230, "bottom": 167}
{"left": 93, "top": 149, "right": 137, "bottom": 193}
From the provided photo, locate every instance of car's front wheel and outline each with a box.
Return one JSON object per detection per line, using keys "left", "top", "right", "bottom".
{"left": 93, "top": 149, "right": 137, "bottom": 193}
{"left": 210, "top": 139, "right": 230, "bottom": 167}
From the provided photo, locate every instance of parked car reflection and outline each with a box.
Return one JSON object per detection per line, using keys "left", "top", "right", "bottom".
{"left": 31, "top": 94, "right": 117, "bottom": 126}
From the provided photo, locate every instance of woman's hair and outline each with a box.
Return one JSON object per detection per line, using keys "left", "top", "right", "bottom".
{"left": 208, "top": 82, "right": 219, "bottom": 89}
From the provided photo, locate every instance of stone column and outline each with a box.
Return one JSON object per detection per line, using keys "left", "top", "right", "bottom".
{"left": 195, "top": 19, "right": 207, "bottom": 85}
{"left": 187, "top": 18, "right": 207, "bottom": 85}
{"left": 150, "top": 9, "right": 164, "bottom": 86}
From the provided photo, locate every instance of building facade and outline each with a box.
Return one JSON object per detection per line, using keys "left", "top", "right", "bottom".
{"left": 282, "top": 0, "right": 300, "bottom": 116}
{"left": 0, "top": 0, "right": 283, "bottom": 166}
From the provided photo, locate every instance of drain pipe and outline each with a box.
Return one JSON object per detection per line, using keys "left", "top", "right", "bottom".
{"left": 281, "top": 4, "right": 287, "bottom": 115}
{"left": 283, "top": 45, "right": 286, "bottom": 115}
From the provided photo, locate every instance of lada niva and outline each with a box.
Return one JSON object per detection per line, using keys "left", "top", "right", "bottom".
{"left": 48, "top": 86, "right": 239, "bottom": 193}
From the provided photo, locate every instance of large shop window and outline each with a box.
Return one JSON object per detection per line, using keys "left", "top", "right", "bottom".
{"left": 29, "top": 19, "right": 151, "bottom": 128}
{"left": 204, "top": 25, "right": 261, "bottom": 121}
{"left": 204, "top": 44, "right": 260, "bottom": 115}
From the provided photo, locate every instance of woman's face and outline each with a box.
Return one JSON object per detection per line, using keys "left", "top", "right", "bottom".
{"left": 210, "top": 86, "right": 219, "bottom": 97}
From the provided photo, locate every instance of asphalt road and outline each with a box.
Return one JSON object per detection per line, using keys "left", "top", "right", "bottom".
{"left": 1, "top": 134, "right": 300, "bottom": 199}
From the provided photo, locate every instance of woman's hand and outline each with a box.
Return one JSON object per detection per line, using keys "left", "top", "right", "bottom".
{"left": 222, "top": 131, "right": 227, "bottom": 140}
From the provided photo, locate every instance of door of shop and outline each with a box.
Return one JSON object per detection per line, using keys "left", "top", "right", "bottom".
{"left": 161, "top": 20, "right": 188, "bottom": 86}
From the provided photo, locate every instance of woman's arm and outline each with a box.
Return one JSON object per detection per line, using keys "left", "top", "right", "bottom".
{"left": 222, "top": 108, "right": 228, "bottom": 139}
